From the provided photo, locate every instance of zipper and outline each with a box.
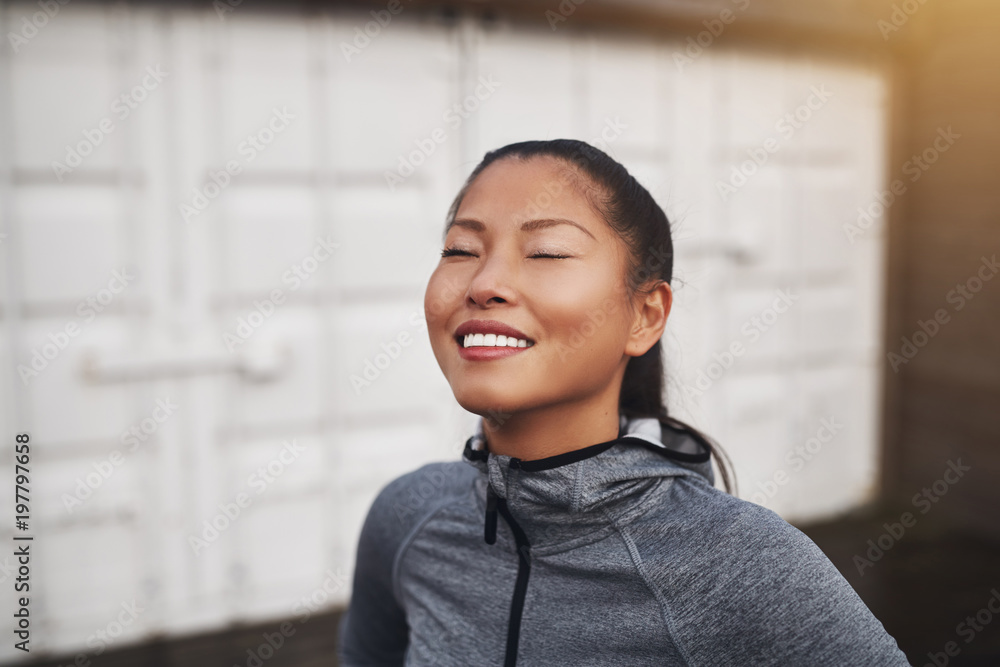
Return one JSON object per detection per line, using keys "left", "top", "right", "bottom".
{"left": 469, "top": 419, "right": 711, "bottom": 665}
{"left": 484, "top": 459, "right": 532, "bottom": 667}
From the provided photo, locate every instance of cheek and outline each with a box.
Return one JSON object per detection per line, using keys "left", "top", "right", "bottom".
{"left": 424, "top": 270, "right": 457, "bottom": 326}
{"left": 543, "top": 291, "right": 630, "bottom": 355}
{"left": 540, "top": 269, "right": 626, "bottom": 330}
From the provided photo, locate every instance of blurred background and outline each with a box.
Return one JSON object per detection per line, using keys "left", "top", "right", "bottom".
{"left": 0, "top": 0, "right": 997, "bottom": 665}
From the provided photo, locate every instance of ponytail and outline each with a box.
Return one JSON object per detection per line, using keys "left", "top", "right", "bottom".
{"left": 621, "top": 339, "right": 736, "bottom": 495}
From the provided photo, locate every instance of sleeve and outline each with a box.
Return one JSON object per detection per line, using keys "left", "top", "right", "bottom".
{"left": 337, "top": 476, "right": 411, "bottom": 666}
{"left": 678, "top": 504, "right": 913, "bottom": 667}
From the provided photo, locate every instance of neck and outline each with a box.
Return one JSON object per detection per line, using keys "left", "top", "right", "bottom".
{"left": 480, "top": 383, "right": 622, "bottom": 461}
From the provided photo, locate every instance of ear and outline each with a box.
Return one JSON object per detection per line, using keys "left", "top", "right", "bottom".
{"left": 625, "top": 281, "right": 672, "bottom": 357}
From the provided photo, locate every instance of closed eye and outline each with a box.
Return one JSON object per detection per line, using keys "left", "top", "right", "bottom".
{"left": 440, "top": 247, "right": 475, "bottom": 258}
{"left": 440, "top": 248, "right": 571, "bottom": 259}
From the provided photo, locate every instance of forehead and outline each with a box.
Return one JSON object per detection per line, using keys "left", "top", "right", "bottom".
{"left": 453, "top": 155, "right": 605, "bottom": 230}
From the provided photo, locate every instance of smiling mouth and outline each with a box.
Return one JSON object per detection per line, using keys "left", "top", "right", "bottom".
{"left": 455, "top": 333, "right": 535, "bottom": 349}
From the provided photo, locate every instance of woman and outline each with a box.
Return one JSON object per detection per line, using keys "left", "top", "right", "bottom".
{"left": 337, "top": 139, "right": 911, "bottom": 666}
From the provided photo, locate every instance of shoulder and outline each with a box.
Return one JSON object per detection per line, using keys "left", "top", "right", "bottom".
{"left": 343, "top": 461, "right": 475, "bottom": 665}
{"left": 717, "top": 500, "right": 830, "bottom": 559}
{"left": 362, "top": 460, "right": 476, "bottom": 541}
{"left": 696, "top": 499, "right": 845, "bottom": 591}
{"left": 351, "top": 460, "right": 476, "bottom": 597}
{"left": 630, "top": 489, "right": 910, "bottom": 665}
{"left": 626, "top": 473, "right": 752, "bottom": 549}
{"left": 630, "top": 481, "right": 840, "bottom": 587}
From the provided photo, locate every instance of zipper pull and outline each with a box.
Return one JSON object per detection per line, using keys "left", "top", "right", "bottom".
{"left": 485, "top": 483, "right": 498, "bottom": 545}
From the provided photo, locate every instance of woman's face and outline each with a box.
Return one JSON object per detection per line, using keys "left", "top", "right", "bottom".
{"left": 424, "top": 156, "right": 648, "bottom": 423}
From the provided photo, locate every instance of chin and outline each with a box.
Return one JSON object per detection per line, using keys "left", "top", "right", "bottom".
{"left": 452, "top": 384, "right": 524, "bottom": 422}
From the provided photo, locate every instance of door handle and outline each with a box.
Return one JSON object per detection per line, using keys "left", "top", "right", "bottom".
{"left": 80, "top": 341, "right": 288, "bottom": 383}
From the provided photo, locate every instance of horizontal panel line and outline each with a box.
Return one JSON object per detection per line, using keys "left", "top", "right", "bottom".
{"left": 8, "top": 169, "right": 434, "bottom": 188}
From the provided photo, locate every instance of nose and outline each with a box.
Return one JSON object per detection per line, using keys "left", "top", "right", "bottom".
{"left": 466, "top": 251, "right": 518, "bottom": 307}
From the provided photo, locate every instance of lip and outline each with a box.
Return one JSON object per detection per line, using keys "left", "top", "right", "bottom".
{"left": 457, "top": 344, "right": 531, "bottom": 361}
{"left": 454, "top": 319, "right": 535, "bottom": 362}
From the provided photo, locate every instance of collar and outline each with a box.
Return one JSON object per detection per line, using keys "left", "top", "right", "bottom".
{"left": 461, "top": 413, "right": 714, "bottom": 549}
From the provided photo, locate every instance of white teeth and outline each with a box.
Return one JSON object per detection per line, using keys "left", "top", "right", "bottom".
{"left": 462, "top": 333, "right": 533, "bottom": 348}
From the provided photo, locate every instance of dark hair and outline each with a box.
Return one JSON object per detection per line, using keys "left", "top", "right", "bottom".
{"left": 443, "top": 138, "right": 736, "bottom": 495}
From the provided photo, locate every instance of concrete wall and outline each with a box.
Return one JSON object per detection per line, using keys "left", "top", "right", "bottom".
{"left": 880, "top": 0, "right": 1000, "bottom": 539}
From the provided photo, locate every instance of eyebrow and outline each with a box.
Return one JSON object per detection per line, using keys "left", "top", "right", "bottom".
{"left": 445, "top": 217, "right": 597, "bottom": 241}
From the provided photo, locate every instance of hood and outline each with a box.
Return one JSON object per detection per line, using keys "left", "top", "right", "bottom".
{"left": 461, "top": 413, "right": 715, "bottom": 549}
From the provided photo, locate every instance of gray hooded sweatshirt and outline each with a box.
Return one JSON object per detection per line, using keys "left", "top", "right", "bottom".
{"left": 337, "top": 415, "right": 912, "bottom": 666}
